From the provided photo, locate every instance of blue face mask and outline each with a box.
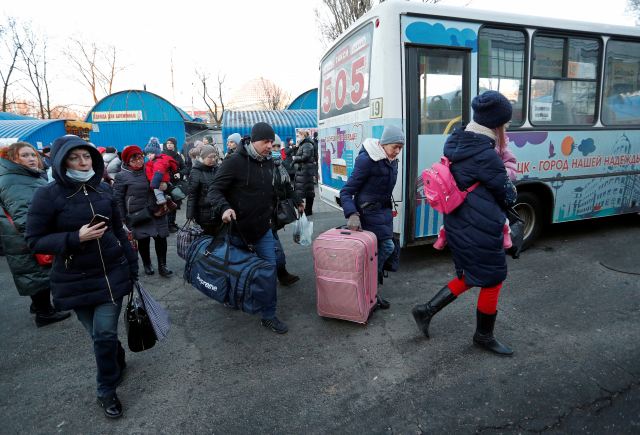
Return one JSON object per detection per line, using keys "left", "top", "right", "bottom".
{"left": 66, "top": 168, "right": 95, "bottom": 182}
{"left": 271, "top": 151, "right": 281, "bottom": 159}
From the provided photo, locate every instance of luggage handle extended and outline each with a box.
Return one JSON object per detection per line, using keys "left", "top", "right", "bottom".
{"left": 335, "top": 225, "right": 363, "bottom": 234}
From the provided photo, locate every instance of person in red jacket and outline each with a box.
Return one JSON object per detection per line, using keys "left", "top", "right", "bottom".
{"left": 144, "top": 137, "right": 178, "bottom": 216}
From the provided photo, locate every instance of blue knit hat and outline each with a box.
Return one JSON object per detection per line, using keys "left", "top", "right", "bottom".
{"left": 144, "top": 137, "right": 162, "bottom": 155}
{"left": 380, "top": 125, "right": 405, "bottom": 146}
{"left": 227, "top": 133, "right": 242, "bottom": 145}
{"left": 472, "top": 91, "right": 512, "bottom": 128}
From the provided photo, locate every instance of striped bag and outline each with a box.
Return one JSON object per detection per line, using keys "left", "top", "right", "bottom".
{"left": 135, "top": 281, "right": 170, "bottom": 342}
{"left": 177, "top": 220, "right": 204, "bottom": 260}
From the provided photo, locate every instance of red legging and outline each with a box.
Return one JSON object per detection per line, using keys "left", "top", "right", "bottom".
{"left": 446, "top": 276, "right": 502, "bottom": 314}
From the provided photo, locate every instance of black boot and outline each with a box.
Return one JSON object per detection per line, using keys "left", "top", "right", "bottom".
{"left": 158, "top": 255, "right": 172, "bottom": 277}
{"left": 35, "top": 304, "right": 71, "bottom": 328}
{"left": 473, "top": 309, "right": 513, "bottom": 356}
{"left": 411, "top": 286, "right": 457, "bottom": 338}
{"left": 143, "top": 263, "right": 155, "bottom": 275}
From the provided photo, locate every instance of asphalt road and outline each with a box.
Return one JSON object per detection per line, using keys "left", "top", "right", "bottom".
{"left": 1, "top": 205, "right": 639, "bottom": 434}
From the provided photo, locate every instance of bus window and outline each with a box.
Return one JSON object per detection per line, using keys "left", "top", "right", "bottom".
{"left": 478, "top": 28, "right": 526, "bottom": 125}
{"left": 602, "top": 40, "right": 640, "bottom": 126}
{"left": 419, "top": 51, "right": 464, "bottom": 135}
{"left": 530, "top": 35, "right": 600, "bottom": 126}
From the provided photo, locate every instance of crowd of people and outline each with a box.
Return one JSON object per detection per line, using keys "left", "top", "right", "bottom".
{"left": 0, "top": 92, "right": 517, "bottom": 419}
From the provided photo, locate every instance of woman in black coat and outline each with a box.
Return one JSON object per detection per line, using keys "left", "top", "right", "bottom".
{"left": 293, "top": 130, "right": 316, "bottom": 215}
{"left": 163, "top": 137, "right": 189, "bottom": 232}
{"left": 283, "top": 137, "right": 296, "bottom": 178}
{"left": 25, "top": 135, "right": 138, "bottom": 418}
{"left": 411, "top": 91, "right": 518, "bottom": 357}
{"left": 186, "top": 145, "right": 221, "bottom": 236}
{"left": 114, "top": 145, "right": 172, "bottom": 277}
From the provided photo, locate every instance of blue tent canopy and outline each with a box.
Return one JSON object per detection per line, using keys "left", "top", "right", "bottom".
{"left": 0, "top": 119, "right": 68, "bottom": 149}
{"left": 285, "top": 89, "right": 318, "bottom": 110}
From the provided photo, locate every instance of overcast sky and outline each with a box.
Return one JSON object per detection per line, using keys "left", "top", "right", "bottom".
{"left": 3, "top": 0, "right": 636, "bottom": 113}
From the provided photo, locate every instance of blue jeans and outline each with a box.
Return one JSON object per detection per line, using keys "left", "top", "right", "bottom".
{"left": 378, "top": 238, "right": 395, "bottom": 274}
{"left": 231, "top": 230, "right": 278, "bottom": 319}
{"left": 75, "top": 298, "right": 124, "bottom": 397}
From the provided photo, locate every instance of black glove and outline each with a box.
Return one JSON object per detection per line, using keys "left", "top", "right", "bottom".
{"left": 130, "top": 270, "right": 139, "bottom": 284}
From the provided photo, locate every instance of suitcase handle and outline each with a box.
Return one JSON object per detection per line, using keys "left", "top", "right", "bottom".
{"left": 335, "top": 225, "right": 363, "bottom": 233}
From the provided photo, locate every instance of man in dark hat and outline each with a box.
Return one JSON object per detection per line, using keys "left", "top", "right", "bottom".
{"left": 208, "top": 122, "right": 288, "bottom": 334}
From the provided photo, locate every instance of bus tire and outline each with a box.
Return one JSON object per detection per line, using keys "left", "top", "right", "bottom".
{"left": 514, "top": 191, "right": 543, "bottom": 251}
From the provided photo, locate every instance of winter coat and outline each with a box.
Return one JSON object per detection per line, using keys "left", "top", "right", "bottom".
{"left": 24, "top": 137, "right": 139, "bottom": 311}
{"left": 271, "top": 157, "right": 303, "bottom": 231}
{"left": 293, "top": 137, "right": 316, "bottom": 198}
{"left": 283, "top": 145, "right": 296, "bottom": 177}
{"left": 103, "top": 153, "right": 122, "bottom": 179}
{"left": 181, "top": 142, "right": 195, "bottom": 175}
{"left": 207, "top": 145, "right": 274, "bottom": 241}
{"left": 113, "top": 163, "right": 169, "bottom": 240}
{"left": 187, "top": 161, "right": 220, "bottom": 225}
{"left": 497, "top": 147, "right": 517, "bottom": 181}
{"left": 340, "top": 139, "right": 398, "bottom": 242}
{"left": 443, "top": 127, "right": 518, "bottom": 288}
{"left": 0, "top": 157, "right": 50, "bottom": 296}
{"left": 146, "top": 154, "right": 178, "bottom": 189}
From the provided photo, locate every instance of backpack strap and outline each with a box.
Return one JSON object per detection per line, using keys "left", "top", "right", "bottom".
{"left": 465, "top": 182, "right": 481, "bottom": 192}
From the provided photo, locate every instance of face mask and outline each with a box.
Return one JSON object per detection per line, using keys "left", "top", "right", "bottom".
{"left": 66, "top": 168, "right": 95, "bottom": 182}
{"left": 271, "top": 151, "right": 281, "bottom": 159}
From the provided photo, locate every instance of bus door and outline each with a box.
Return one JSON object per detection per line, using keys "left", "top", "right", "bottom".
{"left": 405, "top": 46, "right": 471, "bottom": 245}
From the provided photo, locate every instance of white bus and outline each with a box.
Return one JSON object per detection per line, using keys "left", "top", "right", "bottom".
{"left": 317, "top": 1, "right": 640, "bottom": 249}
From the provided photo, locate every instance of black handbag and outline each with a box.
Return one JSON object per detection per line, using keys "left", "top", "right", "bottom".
{"left": 275, "top": 198, "right": 299, "bottom": 228}
{"left": 505, "top": 207, "right": 525, "bottom": 259}
{"left": 127, "top": 207, "right": 154, "bottom": 226}
{"left": 124, "top": 289, "right": 156, "bottom": 352}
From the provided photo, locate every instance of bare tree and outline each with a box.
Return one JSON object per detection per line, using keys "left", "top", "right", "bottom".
{"left": 63, "top": 35, "right": 127, "bottom": 103}
{"left": 0, "top": 16, "right": 23, "bottom": 113}
{"left": 315, "top": 0, "right": 442, "bottom": 47}
{"left": 258, "top": 78, "right": 290, "bottom": 111}
{"left": 19, "top": 24, "right": 53, "bottom": 119}
{"left": 627, "top": 0, "right": 640, "bottom": 25}
{"left": 195, "top": 68, "right": 226, "bottom": 127}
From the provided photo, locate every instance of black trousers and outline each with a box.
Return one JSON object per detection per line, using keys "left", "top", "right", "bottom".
{"left": 30, "top": 288, "right": 51, "bottom": 310}
{"left": 305, "top": 197, "right": 314, "bottom": 215}
{"left": 138, "top": 236, "right": 168, "bottom": 264}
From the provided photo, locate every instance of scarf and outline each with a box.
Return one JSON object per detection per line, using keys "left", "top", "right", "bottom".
{"left": 465, "top": 121, "right": 498, "bottom": 142}
{"left": 66, "top": 168, "right": 95, "bottom": 182}
{"left": 271, "top": 152, "right": 290, "bottom": 184}
{"left": 245, "top": 143, "right": 265, "bottom": 162}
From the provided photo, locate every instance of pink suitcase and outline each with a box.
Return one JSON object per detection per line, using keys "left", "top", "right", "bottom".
{"left": 313, "top": 227, "right": 378, "bottom": 324}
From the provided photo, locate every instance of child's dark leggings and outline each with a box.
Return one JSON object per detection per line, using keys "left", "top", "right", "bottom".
{"left": 446, "top": 276, "right": 502, "bottom": 314}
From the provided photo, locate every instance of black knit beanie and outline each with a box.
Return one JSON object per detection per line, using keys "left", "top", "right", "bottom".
{"left": 166, "top": 137, "right": 177, "bottom": 146}
{"left": 250, "top": 122, "right": 275, "bottom": 142}
{"left": 472, "top": 91, "right": 513, "bottom": 128}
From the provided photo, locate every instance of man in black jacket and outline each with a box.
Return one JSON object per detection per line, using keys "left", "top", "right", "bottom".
{"left": 207, "top": 122, "right": 288, "bottom": 334}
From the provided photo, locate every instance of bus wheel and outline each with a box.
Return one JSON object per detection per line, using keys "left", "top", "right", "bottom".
{"left": 514, "top": 191, "right": 543, "bottom": 251}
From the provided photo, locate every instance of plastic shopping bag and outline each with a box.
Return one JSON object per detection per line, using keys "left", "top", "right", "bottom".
{"left": 293, "top": 212, "right": 314, "bottom": 246}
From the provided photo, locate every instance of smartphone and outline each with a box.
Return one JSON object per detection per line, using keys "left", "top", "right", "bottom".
{"left": 89, "top": 214, "right": 110, "bottom": 228}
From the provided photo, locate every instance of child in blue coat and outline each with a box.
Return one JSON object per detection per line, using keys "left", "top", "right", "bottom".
{"left": 340, "top": 125, "right": 405, "bottom": 309}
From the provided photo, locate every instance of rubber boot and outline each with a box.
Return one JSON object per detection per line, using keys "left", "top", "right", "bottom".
{"left": 473, "top": 309, "right": 513, "bottom": 356}
{"left": 433, "top": 226, "right": 447, "bottom": 250}
{"left": 35, "top": 304, "right": 71, "bottom": 328}
{"left": 277, "top": 268, "right": 300, "bottom": 285}
{"left": 158, "top": 254, "right": 172, "bottom": 277}
{"left": 502, "top": 219, "right": 512, "bottom": 249}
{"left": 411, "top": 286, "right": 457, "bottom": 338}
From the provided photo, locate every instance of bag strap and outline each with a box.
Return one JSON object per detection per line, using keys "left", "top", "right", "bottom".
{"left": 465, "top": 182, "right": 481, "bottom": 193}
{"left": 3, "top": 209, "right": 20, "bottom": 235}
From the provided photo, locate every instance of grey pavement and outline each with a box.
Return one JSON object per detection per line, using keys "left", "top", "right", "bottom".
{"left": 1, "top": 200, "right": 639, "bottom": 434}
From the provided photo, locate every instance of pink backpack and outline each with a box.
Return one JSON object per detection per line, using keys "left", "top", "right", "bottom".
{"left": 422, "top": 157, "right": 480, "bottom": 214}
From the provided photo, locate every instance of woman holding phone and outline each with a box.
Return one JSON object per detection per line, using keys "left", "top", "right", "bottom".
{"left": 25, "top": 135, "right": 139, "bottom": 419}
